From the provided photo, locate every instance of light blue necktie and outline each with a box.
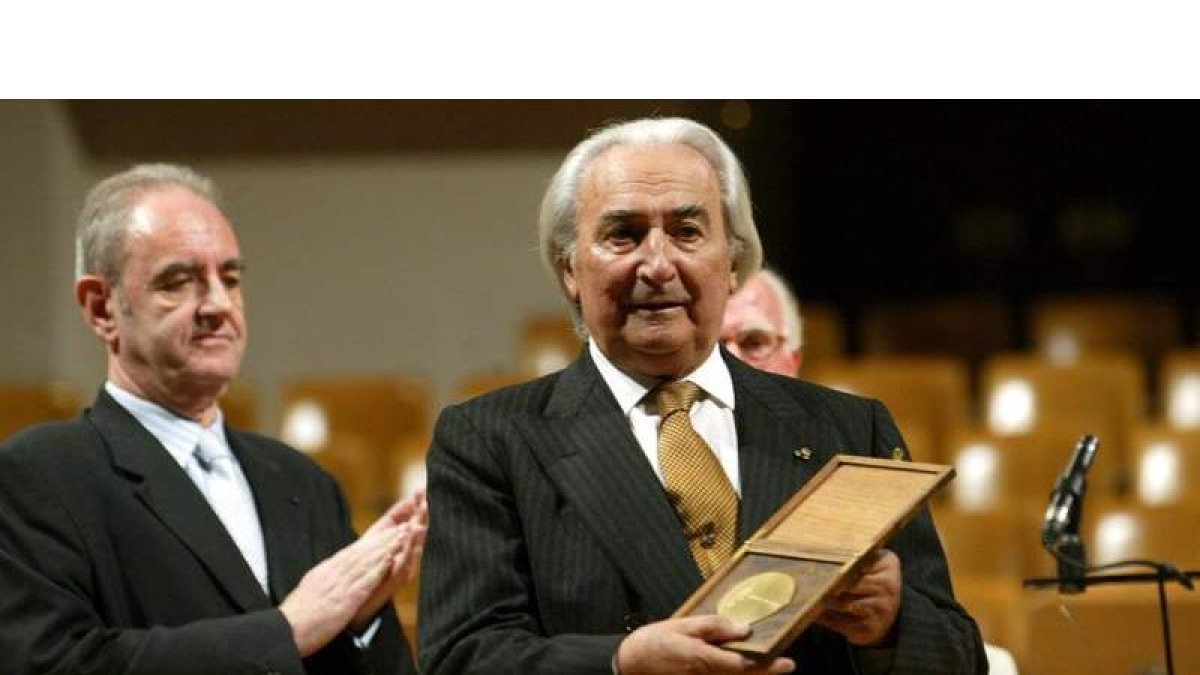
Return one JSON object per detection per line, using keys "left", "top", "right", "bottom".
{"left": 193, "top": 431, "right": 269, "bottom": 594}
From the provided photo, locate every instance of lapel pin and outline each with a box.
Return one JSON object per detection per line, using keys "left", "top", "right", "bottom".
{"left": 792, "top": 447, "right": 813, "bottom": 461}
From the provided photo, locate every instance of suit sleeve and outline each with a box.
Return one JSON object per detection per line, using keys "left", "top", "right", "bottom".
{"left": 0, "top": 438, "right": 305, "bottom": 675}
{"left": 863, "top": 399, "right": 988, "bottom": 675}
{"left": 418, "top": 404, "right": 622, "bottom": 675}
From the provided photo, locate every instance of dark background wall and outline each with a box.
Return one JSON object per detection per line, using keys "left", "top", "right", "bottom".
{"left": 727, "top": 102, "right": 1200, "bottom": 347}
{"left": 62, "top": 100, "right": 1200, "bottom": 350}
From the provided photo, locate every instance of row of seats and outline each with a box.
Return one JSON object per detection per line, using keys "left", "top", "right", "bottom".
{"left": 800, "top": 294, "right": 1188, "bottom": 368}
{"left": 8, "top": 345, "right": 1200, "bottom": 525}
{"left": 0, "top": 382, "right": 85, "bottom": 440}
{"left": 800, "top": 297, "right": 1199, "bottom": 673}
{"left": 810, "top": 343, "right": 1200, "bottom": 673}
{"left": 934, "top": 498, "right": 1200, "bottom": 581}
{"left": 808, "top": 350, "right": 1200, "bottom": 499}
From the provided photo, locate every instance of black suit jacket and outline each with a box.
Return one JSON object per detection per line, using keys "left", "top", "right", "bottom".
{"left": 0, "top": 389, "right": 415, "bottom": 675}
{"left": 419, "top": 350, "right": 985, "bottom": 674}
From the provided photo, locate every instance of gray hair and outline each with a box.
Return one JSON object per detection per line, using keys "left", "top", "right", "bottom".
{"left": 537, "top": 117, "right": 763, "bottom": 331}
{"left": 75, "top": 163, "right": 218, "bottom": 283}
{"left": 756, "top": 268, "right": 804, "bottom": 351}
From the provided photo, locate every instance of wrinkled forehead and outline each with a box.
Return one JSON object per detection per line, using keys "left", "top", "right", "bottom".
{"left": 125, "top": 188, "right": 240, "bottom": 265}
{"left": 580, "top": 142, "right": 722, "bottom": 205}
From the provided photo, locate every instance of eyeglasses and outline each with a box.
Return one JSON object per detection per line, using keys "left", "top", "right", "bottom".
{"left": 723, "top": 328, "right": 786, "bottom": 361}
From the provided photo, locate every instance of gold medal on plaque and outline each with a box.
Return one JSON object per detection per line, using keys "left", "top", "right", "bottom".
{"left": 716, "top": 571, "right": 796, "bottom": 625}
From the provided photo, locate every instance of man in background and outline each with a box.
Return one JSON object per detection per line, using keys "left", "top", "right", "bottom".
{"left": 721, "top": 268, "right": 803, "bottom": 376}
{"left": 0, "top": 164, "right": 423, "bottom": 675}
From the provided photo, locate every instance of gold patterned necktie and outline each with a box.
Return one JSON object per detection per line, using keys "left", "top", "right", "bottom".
{"left": 652, "top": 380, "right": 739, "bottom": 578}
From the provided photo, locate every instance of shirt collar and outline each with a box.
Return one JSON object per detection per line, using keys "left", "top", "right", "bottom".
{"left": 104, "top": 381, "right": 228, "bottom": 468}
{"left": 588, "top": 339, "right": 736, "bottom": 416}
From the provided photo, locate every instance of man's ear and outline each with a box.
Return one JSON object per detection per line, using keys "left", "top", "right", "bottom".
{"left": 728, "top": 269, "right": 738, "bottom": 295}
{"left": 76, "top": 275, "right": 120, "bottom": 343}
{"left": 561, "top": 259, "right": 580, "bottom": 302}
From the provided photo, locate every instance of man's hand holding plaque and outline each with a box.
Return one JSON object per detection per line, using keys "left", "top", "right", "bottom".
{"left": 616, "top": 616, "right": 796, "bottom": 675}
{"left": 814, "top": 549, "right": 902, "bottom": 646}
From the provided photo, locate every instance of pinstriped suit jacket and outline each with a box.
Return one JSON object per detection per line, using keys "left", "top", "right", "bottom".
{"left": 419, "top": 350, "right": 986, "bottom": 674}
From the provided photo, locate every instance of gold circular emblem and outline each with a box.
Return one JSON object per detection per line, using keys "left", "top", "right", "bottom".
{"left": 716, "top": 571, "right": 796, "bottom": 625}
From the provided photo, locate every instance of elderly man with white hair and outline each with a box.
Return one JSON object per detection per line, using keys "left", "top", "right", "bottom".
{"left": 418, "top": 117, "right": 985, "bottom": 675}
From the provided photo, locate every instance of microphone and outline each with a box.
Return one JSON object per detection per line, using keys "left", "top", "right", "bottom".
{"left": 1042, "top": 434, "right": 1099, "bottom": 594}
{"left": 1042, "top": 434, "right": 1099, "bottom": 548}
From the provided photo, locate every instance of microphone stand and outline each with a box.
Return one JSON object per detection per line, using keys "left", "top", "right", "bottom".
{"left": 1023, "top": 563, "right": 1198, "bottom": 675}
{"left": 1026, "top": 434, "right": 1194, "bottom": 675}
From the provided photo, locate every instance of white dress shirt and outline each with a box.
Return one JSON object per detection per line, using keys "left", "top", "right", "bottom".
{"left": 588, "top": 340, "right": 742, "bottom": 495}
{"left": 105, "top": 381, "right": 269, "bottom": 594}
{"left": 105, "top": 382, "right": 383, "bottom": 646}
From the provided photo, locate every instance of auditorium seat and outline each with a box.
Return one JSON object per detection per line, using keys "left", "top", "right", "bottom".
{"left": 518, "top": 312, "right": 580, "bottom": 376}
{"left": 797, "top": 301, "right": 845, "bottom": 367}
{"left": 1127, "top": 424, "right": 1200, "bottom": 508}
{"left": 0, "top": 381, "right": 84, "bottom": 440}
{"left": 943, "top": 423, "right": 1111, "bottom": 511}
{"left": 805, "top": 355, "right": 971, "bottom": 463}
{"left": 387, "top": 433, "right": 429, "bottom": 656}
{"left": 933, "top": 502, "right": 1036, "bottom": 579}
{"left": 1085, "top": 500, "right": 1200, "bottom": 570}
{"left": 980, "top": 352, "right": 1145, "bottom": 493}
{"left": 454, "top": 370, "right": 535, "bottom": 402}
{"left": 890, "top": 416, "right": 933, "bottom": 465}
{"left": 1019, "top": 580, "right": 1200, "bottom": 675}
{"left": 859, "top": 296, "right": 1015, "bottom": 366}
{"left": 1029, "top": 294, "right": 1182, "bottom": 365}
{"left": 309, "top": 433, "right": 381, "bottom": 518}
{"left": 218, "top": 381, "right": 259, "bottom": 432}
{"left": 388, "top": 432, "right": 430, "bottom": 500}
{"left": 1024, "top": 499, "right": 1200, "bottom": 579}
{"left": 279, "top": 375, "right": 431, "bottom": 515}
{"left": 1160, "top": 348, "right": 1200, "bottom": 429}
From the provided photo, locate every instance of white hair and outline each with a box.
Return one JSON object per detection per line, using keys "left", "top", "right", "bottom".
{"left": 757, "top": 268, "right": 803, "bottom": 350}
{"left": 75, "top": 163, "right": 218, "bottom": 282}
{"left": 537, "top": 117, "right": 763, "bottom": 332}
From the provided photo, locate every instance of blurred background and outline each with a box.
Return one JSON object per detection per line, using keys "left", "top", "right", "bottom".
{"left": 3, "top": 100, "right": 1198, "bottom": 674}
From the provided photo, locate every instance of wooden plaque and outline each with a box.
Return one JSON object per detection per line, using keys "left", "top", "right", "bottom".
{"left": 673, "top": 455, "right": 954, "bottom": 658}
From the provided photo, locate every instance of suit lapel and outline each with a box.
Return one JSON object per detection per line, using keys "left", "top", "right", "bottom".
{"left": 89, "top": 391, "right": 270, "bottom": 613}
{"left": 228, "top": 431, "right": 311, "bottom": 603}
{"left": 521, "top": 354, "right": 703, "bottom": 613}
{"left": 727, "top": 355, "right": 837, "bottom": 541}
{"left": 519, "top": 353, "right": 843, "bottom": 613}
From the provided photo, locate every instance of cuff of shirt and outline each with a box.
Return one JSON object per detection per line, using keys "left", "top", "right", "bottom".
{"left": 351, "top": 617, "right": 383, "bottom": 650}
